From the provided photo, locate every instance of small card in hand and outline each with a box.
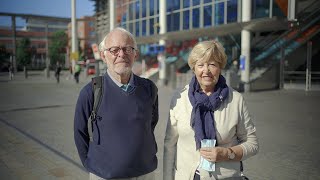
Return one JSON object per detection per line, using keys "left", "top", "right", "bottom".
{"left": 199, "top": 139, "right": 216, "bottom": 172}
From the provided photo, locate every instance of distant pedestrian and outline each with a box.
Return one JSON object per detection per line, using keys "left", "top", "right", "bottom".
{"left": 55, "top": 61, "right": 62, "bottom": 83}
{"left": 74, "top": 64, "right": 81, "bottom": 83}
{"left": 230, "top": 60, "right": 239, "bottom": 75}
{"left": 8, "top": 64, "right": 14, "bottom": 80}
{"left": 66, "top": 65, "right": 73, "bottom": 80}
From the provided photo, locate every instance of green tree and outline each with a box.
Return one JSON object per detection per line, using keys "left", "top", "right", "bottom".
{"left": 49, "top": 30, "right": 67, "bottom": 66}
{"left": 16, "top": 38, "right": 31, "bottom": 78}
{"left": 0, "top": 44, "right": 10, "bottom": 69}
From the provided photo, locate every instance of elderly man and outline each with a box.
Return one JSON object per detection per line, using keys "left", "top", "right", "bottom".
{"left": 74, "top": 27, "right": 158, "bottom": 180}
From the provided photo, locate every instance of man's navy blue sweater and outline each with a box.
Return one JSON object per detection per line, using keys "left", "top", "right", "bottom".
{"left": 74, "top": 73, "right": 158, "bottom": 179}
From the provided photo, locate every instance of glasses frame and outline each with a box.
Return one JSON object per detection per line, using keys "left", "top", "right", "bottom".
{"left": 104, "top": 46, "right": 136, "bottom": 56}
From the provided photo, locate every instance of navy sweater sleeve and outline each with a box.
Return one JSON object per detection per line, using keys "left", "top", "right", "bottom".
{"left": 74, "top": 83, "right": 93, "bottom": 169}
{"left": 151, "top": 82, "right": 159, "bottom": 132}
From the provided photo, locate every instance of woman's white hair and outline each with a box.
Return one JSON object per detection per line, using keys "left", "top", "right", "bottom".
{"left": 98, "top": 27, "right": 137, "bottom": 51}
{"left": 188, "top": 40, "right": 227, "bottom": 70}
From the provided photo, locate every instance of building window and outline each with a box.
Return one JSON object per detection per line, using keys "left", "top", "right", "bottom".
{"left": 183, "top": 0, "right": 190, "bottom": 8}
{"left": 38, "top": 44, "right": 45, "bottom": 48}
{"left": 157, "top": 17, "right": 160, "bottom": 34}
{"left": 204, "top": 5, "right": 212, "bottom": 27}
{"left": 214, "top": 2, "right": 224, "bottom": 25}
{"left": 142, "top": 20, "right": 147, "bottom": 36}
{"left": 89, "top": 31, "right": 95, "bottom": 37}
{"left": 121, "top": 22, "right": 127, "bottom": 29}
{"left": 136, "top": 21, "right": 140, "bottom": 36}
{"left": 129, "top": 3, "right": 135, "bottom": 21}
{"left": 192, "top": 0, "right": 200, "bottom": 6}
{"left": 156, "top": 0, "right": 159, "bottom": 14}
{"left": 5, "top": 43, "right": 13, "bottom": 49}
{"left": 192, "top": 8, "right": 200, "bottom": 28}
{"left": 183, "top": 10, "right": 190, "bottom": 30}
{"left": 167, "top": 0, "right": 180, "bottom": 11}
{"left": 142, "top": 0, "right": 147, "bottom": 18}
{"left": 253, "top": 0, "right": 270, "bottom": 19}
{"left": 136, "top": 1, "right": 140, "bottom": 19}
{"left": 227, "top": 0, "right": 238, "bottom": 23}
{"left": 150, "top": 18, "right": 154, "bottom": 35}
{"left": 129, "top": 22, "right": 134, "bottom": 34}
{"left": 150, "top": 0, "right": 155, "bottom": 16}
{"left": 167, "top": 12, "right": 180, "bottom": 32}
{"left": 118, "top": 0, "right": 163, "bottom": 36}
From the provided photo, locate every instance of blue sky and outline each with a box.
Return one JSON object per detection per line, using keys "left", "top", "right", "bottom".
{"left": 0, "top": 0, "right": 95, "bottom": 27}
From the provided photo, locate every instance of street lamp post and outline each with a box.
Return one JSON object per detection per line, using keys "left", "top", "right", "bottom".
{"left": 11, "top": 16, "right": 17, "bottom": 73}
{"left": 45, "top": 23, "right": 50, "bottom": 78}
{"left": 71, "top": 0, "right": 78, "bottom": 73}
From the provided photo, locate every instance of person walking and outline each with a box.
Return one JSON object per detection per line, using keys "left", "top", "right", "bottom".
{"left": 74, "top": 63, "right": 81, "bottom": 83}
{"left": 8, "top": 63, "right": 14, "bottom": 80}
{"left": 163, "top": 40, "right": 259, "bottom": 180}
{"left": 55, "top": 61, "right": 62, "bottom": 83}
{"left": 74, "top": 27, "right": 159, "bottom": 180}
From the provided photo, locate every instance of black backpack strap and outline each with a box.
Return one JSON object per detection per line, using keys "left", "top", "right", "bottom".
{"left": 88, "top": 76, "right": 103, "bottom": 142}
{"left": 150, "top": 81, "right": 158, "bottom": 104}
{"left": 148, "top": 80, "right": 158, "bottom": 132}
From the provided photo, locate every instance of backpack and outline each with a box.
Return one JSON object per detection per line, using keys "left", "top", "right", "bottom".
{"left": 75, "top": 64, "right": 81, "bottom": 73}
{"left": 87, "top": 76, "right": 158, "bottom": 142}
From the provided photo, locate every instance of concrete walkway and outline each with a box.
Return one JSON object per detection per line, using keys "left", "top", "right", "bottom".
{"left": 0, "top": 71, "right": 319, "bottom": 180}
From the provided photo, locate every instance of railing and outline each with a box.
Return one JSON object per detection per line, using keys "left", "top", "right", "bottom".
{"left": 284, "top": 71, "right": 320, "bottom": 91}
{"left": 248, "top": 4, "right": 320, "bottom": 82}
{"left": 296, "top": 0, "right": 320, "bottom": 19}
{"left": 251, "top": 0, "right": 320, "bottom": 66}
{"left": 252, "top": 30, "right": 286, "bottom": 51}
{"left": 252, "top": 11, "right": 320, "bottom": 65}
{"left": 284, "top": 71, "right": 320, "bottom": 80}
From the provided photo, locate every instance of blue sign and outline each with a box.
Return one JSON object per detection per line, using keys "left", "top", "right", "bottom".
{"left": 240, "top": 55, "right": 245, "bottom": 71}
{"left": 147, "top": 44, "right": 165, "bottom": 56}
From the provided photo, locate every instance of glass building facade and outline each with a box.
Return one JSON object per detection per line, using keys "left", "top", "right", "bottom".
{"left": 116, "top": 0, "right": 285, "bottom": 37}
{"left": 112, "top": 0, "right": 286, "bottom": 71}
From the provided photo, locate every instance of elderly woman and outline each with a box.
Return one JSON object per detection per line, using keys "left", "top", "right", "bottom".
{"left": 163, "top": 40, "right": 259, "bottom": 180}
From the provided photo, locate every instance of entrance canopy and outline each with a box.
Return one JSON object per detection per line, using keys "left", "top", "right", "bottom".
{"left": 136, "top": 17, "right": 289, "bottom": 44}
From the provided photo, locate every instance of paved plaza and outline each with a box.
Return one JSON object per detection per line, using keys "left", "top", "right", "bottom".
{"left": 0, "top": 71, "right": 319, "bottom": 180}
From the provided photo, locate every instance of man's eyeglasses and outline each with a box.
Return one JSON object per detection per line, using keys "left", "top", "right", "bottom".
{"left": 104, "top": 46, "right": 136, "bottom": 56}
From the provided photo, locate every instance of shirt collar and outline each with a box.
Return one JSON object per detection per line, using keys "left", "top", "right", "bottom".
{"left": 106, "top": 69, "right": 135, "bottom": 87}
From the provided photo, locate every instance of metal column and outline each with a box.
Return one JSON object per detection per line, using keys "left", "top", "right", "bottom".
{"left": 11, "top": 16, "right": 17, "bottom": 73}
{"left": 158, "top": 0, "right": 167, "bottom": 86}
{"left": 71, "top": 0, "right": 78, "bottom": 73}
{"left": 109, "top": 0, "right": 115, "bottom": 31}
{"left": 306, "top": 41, "right": 312, "bottom": 91}
{"left": 240, "top": 0, "right": 252, "bottom": 92}
{"left": 279, "top": 46, "right": 285, "bottom": 89}
{"left": 45, "top": 23, "right": 50, "bottom": 78}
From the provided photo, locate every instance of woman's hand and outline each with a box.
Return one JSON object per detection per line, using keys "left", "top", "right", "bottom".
{"left": 199, "top": 147, "right": 228, "bottom": 162}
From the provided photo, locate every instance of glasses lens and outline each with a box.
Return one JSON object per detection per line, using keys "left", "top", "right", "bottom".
{"left": 109, "top": 47, "right": 120, "bottom": 55}
{"left": 107, "top": 46, "right": 134, "bottom": 55}
{"left": 124, "top": 47, "right": 133, "bottom": 54}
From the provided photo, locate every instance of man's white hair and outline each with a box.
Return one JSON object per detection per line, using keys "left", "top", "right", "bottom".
{"left": 98, "top": 27, "right": 137, "bottom": 52}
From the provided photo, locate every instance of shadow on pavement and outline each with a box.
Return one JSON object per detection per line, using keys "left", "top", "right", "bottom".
{"left": 0, "top": 117, "right": 86, "bottom": 172}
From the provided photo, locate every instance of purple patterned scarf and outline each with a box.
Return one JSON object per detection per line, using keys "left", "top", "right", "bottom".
{"left": 188, "top": 75, "right": 229, "bottom": 149}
